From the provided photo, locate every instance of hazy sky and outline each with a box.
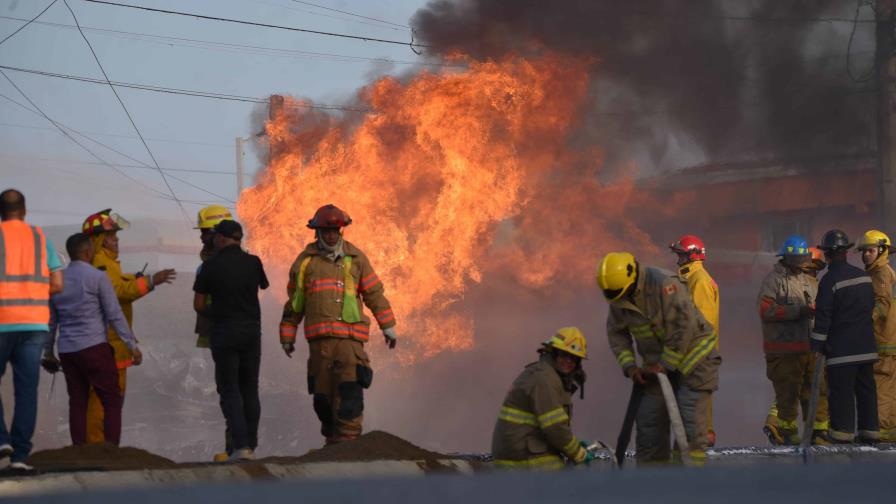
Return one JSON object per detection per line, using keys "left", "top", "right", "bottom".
{"left": 0, "top": 0, "right": 426, "bottom": 231}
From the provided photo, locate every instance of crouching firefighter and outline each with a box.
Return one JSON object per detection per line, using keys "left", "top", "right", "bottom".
{"left": 279, "top": 204, "right": 398, "bottom": 444}
{"left": 597, "top": 252, "right": 721, "bottom": 466}
{"left": 491, "top": 328, "right": 593, "bottom": 470}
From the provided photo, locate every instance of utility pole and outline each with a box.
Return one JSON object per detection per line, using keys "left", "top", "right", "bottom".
{"left": 235, "top": 136, "right": 246, "bottom": 195}
{"left": 878, "top": 1, "right": 896, "bottom": 227}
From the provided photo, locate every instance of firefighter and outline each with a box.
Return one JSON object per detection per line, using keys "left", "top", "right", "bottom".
{"left": 763, "top": 246, "right": 831, "bottom": 444}
{"left": 757, "top": 235, "right": 829, "bottom": 446}
{"left": 279, "top": 204, "right": 397, "bottom": 444}
{"left": 669, "top": 234, "right": 719, "bottom": 446}
{"left": 491, "top": 328, "right": 593, "bottom": 470}
{"left": 813, "top": 229, "right": 880, "bottom": 443}
{"left": 598, "top": 252, "right": 720, "bottom": 465}
{"left": 194, "top": 205, "right": 234, "bottom": 461}
{"left": 81, "top": 209, "right": 177, "bottom": 443}
{"left": 857, "top": 230, "right": 896, "bottom": 442}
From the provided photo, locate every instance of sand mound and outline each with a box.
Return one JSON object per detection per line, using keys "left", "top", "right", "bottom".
{"left": 261, "top": 430, "right": 445, "bottom": 464}
{"left": 29, "top": 443, "right": 177, "bottom": 471}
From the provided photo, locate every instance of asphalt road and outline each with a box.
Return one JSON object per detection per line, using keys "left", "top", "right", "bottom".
{"left": 16, "top": 458, "right": 896, "bottom": 504}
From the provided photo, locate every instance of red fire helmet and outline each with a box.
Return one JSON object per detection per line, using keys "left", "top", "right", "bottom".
{"left": 307, "top": 204, "right": 352, "bottom": 229}
{"left": 669, "top": 234, "right": 706, "bottom": 262}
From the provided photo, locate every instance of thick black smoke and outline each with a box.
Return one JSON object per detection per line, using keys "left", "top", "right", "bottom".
{"left": 411, "top": 0, "right": 876, "bottom": 172}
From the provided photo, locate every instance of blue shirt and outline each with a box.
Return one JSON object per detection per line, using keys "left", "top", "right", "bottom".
{"left": 47, "top": 261, "right": 136, "bottom": 354}
{"left": 0, "top": 230, "right": 62, "bottom": 333}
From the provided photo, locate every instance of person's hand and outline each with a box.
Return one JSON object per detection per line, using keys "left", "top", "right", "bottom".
{"left": 282, "top": 343, "right": 295, "bottom": 358}
{"left": 383, "top": 327, "right": 397, "bottom": 350}
{"left": 645, "top": 362, "right": 665, "bottom": 376}
{"left": 628, "top": 367, "right": 648, "bottom": 385}
{"left": 131, "top": 347, "right": 143, "bottom": 366}
{"left": 152, "top": 269, "right": 177, "bottom": 286}
{"left": 41, "top": 352, "right": 60, "bottom": 374}
{"left": 799, "top": 304, "right": 815, "bottom": 318}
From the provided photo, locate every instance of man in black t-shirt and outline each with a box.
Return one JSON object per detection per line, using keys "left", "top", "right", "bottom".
{"left": 193, "top": 219, "right": 269, "bottom": 461}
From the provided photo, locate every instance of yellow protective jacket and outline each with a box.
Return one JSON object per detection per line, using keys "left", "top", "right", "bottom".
{"left": 279, "top": 240, "right": 395, "bottom": 345}
{"left": 678, "top": 261, "right": 720, "bottom": 341}
{"left": 607, "top": 266, "right": 720, "bottom": 391}
{"left": 91, "top": 237, "right": 152, "bottom": 368}
{"left": 491, "top": 353, "right": 587, "bottom": 469}
{"left": 757, "top": 262, "right": 816, "bottom": 354}
{"left": 867, "top": 254, "right": 896, "bottom": 355}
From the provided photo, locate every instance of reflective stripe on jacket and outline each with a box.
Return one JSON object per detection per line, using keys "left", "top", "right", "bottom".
{"left": 812, "top": 261, "right": 878, "bottom": 367}
{"left": 491, "top": 353, "right": 586, "bottom": 468}
{"left": 867, "top": 255, "right": 896, "bottom": 355}
{"left": 607, "top": 266, "right": 720, "bottom": 391}
{"left": 678, "top": 261, "right": 720, "bottom": 346}
{"left": 0, "top": 221, "right": 50, "bottom": 325}
{"left": 279, "top": 240, "right": 395, "bottom": 344}
{"left": 91, "top": 237, "right": 152, "bottom": 368}
{"left": 757, "top": 262, "right": 816, "bottom": 354}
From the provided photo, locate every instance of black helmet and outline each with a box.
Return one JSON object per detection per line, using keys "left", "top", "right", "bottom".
{"left": 818, "top": 229, "right": 854, "bottom": 252}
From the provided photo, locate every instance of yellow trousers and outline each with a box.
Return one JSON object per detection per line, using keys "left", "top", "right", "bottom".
{"left": 874, "top": 355, "right": 896, "bottom": 441}
{"left": 86, "top": 368, "right": 127, "bottom": 443}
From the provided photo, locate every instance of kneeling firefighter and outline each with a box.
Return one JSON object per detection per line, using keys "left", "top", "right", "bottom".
{"left": 279, "top": 204, "right": 397, "bottom": 444}
{"left": 491, "top": 328, "right": 593, "bottom": 470}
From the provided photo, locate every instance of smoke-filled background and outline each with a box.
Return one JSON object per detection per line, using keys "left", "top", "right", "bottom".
{"left": 10, "top": 0, "right": 884, "bottom": 460}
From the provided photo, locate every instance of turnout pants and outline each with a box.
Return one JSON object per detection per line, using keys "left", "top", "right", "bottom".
{"left": 765, "top": 353, "right": 829, "bottom": 436}
{"left": 635, "top": 380, "right": 710, "bottom": 464}
{"left": 307, "top": 338, "right": 372, "bottom": 440}
{"left": 61, "top": 343, "right": 123, "bottom": 445}
{"left": 828, "top": 362, "right": 880, "bottom": 442}
{"left": 210, "top": 321, "right": 262, "bottom": 452}
{"left": 874, "top": 355, "right": 896, "bottom": 441}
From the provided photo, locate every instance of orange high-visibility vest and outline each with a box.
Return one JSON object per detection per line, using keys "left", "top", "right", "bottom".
{"left": 0, "top": 221, "right": 50, "bottom": 325}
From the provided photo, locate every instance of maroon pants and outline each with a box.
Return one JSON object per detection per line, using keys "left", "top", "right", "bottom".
{"left": 59, "top": 343, "right": 122, "bottom": 445}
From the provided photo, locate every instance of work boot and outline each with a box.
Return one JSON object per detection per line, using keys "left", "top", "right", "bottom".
{"left": 212, "top": 452, "right": 229, "bottom": 462}
{"left": 763, "top": 424, "right": 784, "bottom": 446}
{"left": 228, "top": 448, "right": 255, "bottom": 462}
{"left": 811, "top": 430, "right": 833, "bottom": 446}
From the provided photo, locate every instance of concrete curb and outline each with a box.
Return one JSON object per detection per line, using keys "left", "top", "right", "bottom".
{"left": 0, "top": 459, "right": 476, "bottom": 498}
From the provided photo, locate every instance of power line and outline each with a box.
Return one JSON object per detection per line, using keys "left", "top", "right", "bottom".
{"left": 0, "top": 0, "right": 57, "bottom": 47}
{"left": 83, "top": 0, "right": 428, "bottom": 50}
{"left": 0, "top": 15, "right": 455, "bottom": 68}
{"left": 0, "top": 81, "right": 171, "bottom": 198}
{"left": 1, "top": 153, "right": 238, "bottom": 175}
{"left": 846, "top": 0, "right": 875, "bottom": 83}
{"left": 0, "top": 121, "right": 232, "bottom": 148}
{"left": 290, "top": 0, "right": 410, "bottom": 29}
{"left": 0, "top": 63, "right": 372, "bottom": 112}
{"left": 63, "top": 0, "right": 190, "bottom": 223}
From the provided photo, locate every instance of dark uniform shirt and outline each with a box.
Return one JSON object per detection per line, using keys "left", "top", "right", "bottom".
{"left": 193, "top": 245, "right": 269, "bottom": 324}
{"left": 811, "top": 260, "right": 878, "bottom": 366}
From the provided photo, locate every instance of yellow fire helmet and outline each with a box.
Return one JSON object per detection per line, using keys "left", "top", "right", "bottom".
{"left": 195, "top": 205, "right": 234, "bottom": 230}
{"left": 596, "top": 252, "right": 638, "bottom": 301}
{"left": 857, "top": 229, "right": 891, "bottom": 251}
{"left": 543, "top": 327, "right": 587, "bottom": 359}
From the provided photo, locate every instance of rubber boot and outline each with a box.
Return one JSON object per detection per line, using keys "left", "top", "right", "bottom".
{"left": 763, "top": 424, "right": 784, "bottom": 445}
{"left": 811, "top": 430, "right": 833, "bottom": 446}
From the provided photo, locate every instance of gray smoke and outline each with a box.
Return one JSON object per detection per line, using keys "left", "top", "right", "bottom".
{"left": 411, "top": 0, "right": 877, "bottom": 172}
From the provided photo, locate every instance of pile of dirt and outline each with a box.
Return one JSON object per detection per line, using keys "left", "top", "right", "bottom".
{"left": 263, "top": 431, "right": 446, "bottom": 464}
{"left": 29, "top": 443, "right": 178, "bottom": 471}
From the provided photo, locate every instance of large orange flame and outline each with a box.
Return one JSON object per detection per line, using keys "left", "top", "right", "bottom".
{"left": 239, "top": 54, "right": 662, "bottom": 363}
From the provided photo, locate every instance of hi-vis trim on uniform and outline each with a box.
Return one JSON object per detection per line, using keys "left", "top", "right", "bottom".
{"left": 537, "top": 407, "right": 570, "bottom": 429}
{"left": 811, "top": 332, "right": 828, "bottom": 342}
{"left": 493, "top": 454, "right": 565, "bottom": 470}
{"left": 680, "top": 334, "right": 718, "bottom": 375}
{"left": 498, "top": 406, "right": 538, "bottom": 426}
{"left": 661, "top": 346, "right": 683, "bottom": 369}
{"left": 833, "top": 276, "right": 873, "bottom": 292}
{"left": 617, "top": 349, "right": 635, "bottom": 368}
{"left": 827, "top": 353, "right": 880, "bottom": 366}
{"left": 0, "top": 222, "right": 51, "bottom": 325}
